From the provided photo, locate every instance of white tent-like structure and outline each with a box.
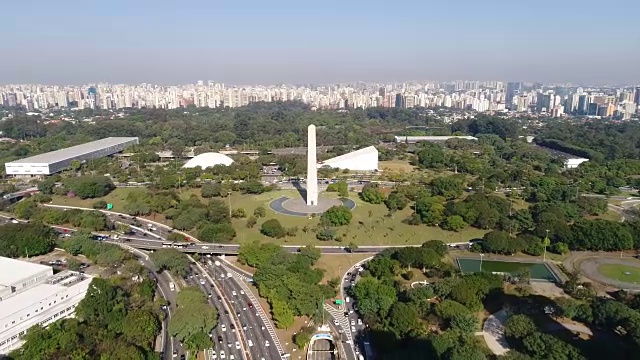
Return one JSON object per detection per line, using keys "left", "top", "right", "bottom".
{"left": 317, "top": 146, "right": 378, "bottom": 171}
{"left": 183, "top": 152, "right": 234, "bottom": 169}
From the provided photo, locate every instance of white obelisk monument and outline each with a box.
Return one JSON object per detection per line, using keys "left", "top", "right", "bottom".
{"left": 306, "top": 124, "right": 318, "bottom": 206}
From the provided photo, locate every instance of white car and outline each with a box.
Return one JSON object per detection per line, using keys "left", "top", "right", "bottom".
{"left": 351, "top": 326, "right": 356, "bottom": 332}
{"left": 229, "top": 356, "right": 235, "bottom": 360}
{"left": 240, "top": 290, "right": 244, "bottom": 295}
{"left": 350, "top": 320, "right": 355, "bottom": 326}
{"left": 202, "top": 246, "right": 209, "bottom": 249}
{"left": 232, "top": 291, "right": 237, "bottom": 296}
{"left": 357, "top": 319, "right": 363, "bottom": 325}
{"left": 220, "top": 350, "right": 226, "bottom": 359}
{"left": 212, "top": 351, "right": 217, "bottom": 359}
{"left": 248, "top": 340, "right": 253, "bottom": 347}
{"left": 235, "top": 341, "right": 240, "bottom": 349}
{"left": 265, "top": 340, "right": 270, "bottom": 347}
{"left": 221, "top": 324, "right": 227, "bottom": 332}
{"left": 333, "top": 319, "right": 339, "bottom": 326}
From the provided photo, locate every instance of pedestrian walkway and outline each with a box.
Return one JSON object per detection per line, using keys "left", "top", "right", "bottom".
{"left": 482, "top": 309, "right": 510, "bottom": 356}
{"left": 324, "top": 304, "right": 353, "bottom": 344}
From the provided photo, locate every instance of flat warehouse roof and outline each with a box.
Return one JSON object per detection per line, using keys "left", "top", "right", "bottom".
{"left": 0, "top": 257, "right": 50, "bottom": 286}
{"left": 7, "top": 137, "right": 138, "bottom": 165}
{"left": 0, "top": 284, "right": 62, "bottom": 320}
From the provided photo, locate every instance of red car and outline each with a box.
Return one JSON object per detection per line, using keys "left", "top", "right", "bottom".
{"left": 248, "top": 302, "right": 254, "bottom": 309}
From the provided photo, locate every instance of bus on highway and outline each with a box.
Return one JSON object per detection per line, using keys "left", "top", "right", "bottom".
{"left": 172, "top": 243, "right": 189, "bottom": 249}
{"left": 162, "top": 242, "right": 173, "bottom": 248}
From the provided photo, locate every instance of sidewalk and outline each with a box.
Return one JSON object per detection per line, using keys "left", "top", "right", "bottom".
{"left": 482, "top": 309, "right": 510, "bottom": 356}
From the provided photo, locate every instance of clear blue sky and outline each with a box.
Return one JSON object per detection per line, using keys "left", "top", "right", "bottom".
{"left": 2, "top": 0, "right": 639, "bottom": 85}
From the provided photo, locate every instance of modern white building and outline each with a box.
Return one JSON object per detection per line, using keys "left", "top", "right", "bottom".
{"left": 5, "top": 137, "right": 139, "bottom": 176}
{"left": 182, "top": 152, "right": 234, "bottom": 169}
{"left": 317, "top": 146, "right": 378, "bottom": 171}
{"left": 394, "top": 135, "right": 478, "bottom": 143}
{"left": 0, "top": 257, "right": 92, "bottom": 355}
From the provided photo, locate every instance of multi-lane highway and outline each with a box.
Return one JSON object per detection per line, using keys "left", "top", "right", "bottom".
{"left": 200, "top": 257, "right": 285, "bottom": 360}
{"left": 341, "top": 260, "right": 372, "bottom": 360}
{"left": 183, "top": 263, "right": 247, "bottom": 360}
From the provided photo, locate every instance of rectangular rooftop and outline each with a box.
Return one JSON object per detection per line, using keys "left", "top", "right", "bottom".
{"left": 7, "top": 137, "right": 139, "bottom": 165}
{"left": 0, "top": 257, "right": 51, "bottom": 287}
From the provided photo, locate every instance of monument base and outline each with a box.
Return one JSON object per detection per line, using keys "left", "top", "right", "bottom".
{"left": 281, "top": 197, "right": 341, "bottom": 215}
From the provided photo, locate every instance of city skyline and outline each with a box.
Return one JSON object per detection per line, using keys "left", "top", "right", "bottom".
{"left": 2, "top": 0, "right": 639, "bottom": 85}
{"left": 2, "top": 80, "right": 639, "bottom": 120}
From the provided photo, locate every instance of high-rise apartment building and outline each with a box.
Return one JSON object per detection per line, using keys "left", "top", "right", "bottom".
{"left": 395, "top": 93, "right": 403, "bottom": 108}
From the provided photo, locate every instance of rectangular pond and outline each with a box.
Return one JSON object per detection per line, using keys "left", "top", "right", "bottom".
{"left": 456, "top": 257, "right": 559, "bottom": 282}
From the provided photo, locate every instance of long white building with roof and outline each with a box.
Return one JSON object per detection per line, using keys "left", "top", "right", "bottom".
{"left": 317, "top": 146, "right": 379, "bottom": 171}
{"left": 0, "top": 257, "right": 92, "bottom": 355}
{"left": 5, "top": 137, "right": 139, "bottom": 176}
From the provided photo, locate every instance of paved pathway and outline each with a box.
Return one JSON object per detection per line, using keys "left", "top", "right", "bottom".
{"left": 481, "top": 309, "right": 594, "bottom": 356}
{"left": 546, "top": 322, "right": 593, "bottom": 335}
{"left": 579, "top": 257, "right": 640, "bottom": 290}
{"left": 269, "top": 196, "right": 356, "bottom": 216}
{"left": 482, "top": 309, "right": 510, "bottom": 356}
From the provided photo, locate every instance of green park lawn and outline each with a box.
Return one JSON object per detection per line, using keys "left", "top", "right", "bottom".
{"left": 50, "top": 187, "right": 141, "bottom": 210}
{"left": 594, "top": 210, "right": 623, "bottom": 222}
{"left": 50, "top": 187, "right": 489, "bottom": 246}
{"left": 225, "top": 189, "right": 488, "bottom": 246}
{"left": 313, "top": 253, "right": 373, "bottom": 284}
{"left": 597, "top": 263, "right": 640, "bottom": 283}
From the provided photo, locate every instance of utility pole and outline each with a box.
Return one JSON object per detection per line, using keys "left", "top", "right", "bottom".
{"left": 543, "top": 229, "right": 550, "bottom": 262}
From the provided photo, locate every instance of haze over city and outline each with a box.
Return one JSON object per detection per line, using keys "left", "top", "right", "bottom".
{"left": 2, "top": 0, "right": 640, "bottom": 85}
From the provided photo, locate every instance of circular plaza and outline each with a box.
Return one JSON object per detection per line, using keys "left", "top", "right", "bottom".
{"left": 579, "top": 257, "right": 640, "bottom": 290}
{"left": 269, "top": 195, "right": 356, "bottom": 216}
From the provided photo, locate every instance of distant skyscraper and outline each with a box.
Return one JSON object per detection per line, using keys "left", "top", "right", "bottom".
{"left": 577, "top": 95, "right": 588, "bottom": 115}
{"left": 395, "top": 93, "right": 404, "bottom": 108}
{"left": 506, "top": 82, "right": 522, "bottom": 109}
{"left": 87, "top": 87, "right": 98, "bottom": 109}
{"left": 635, "top": 87, "right": 640, "bottom": 105}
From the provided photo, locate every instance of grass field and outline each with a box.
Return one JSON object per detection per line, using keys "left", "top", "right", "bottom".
{"left": 594, "top": 210, "right": 623, "bottom": 222}
{"left": 597, "top": 263, "right": 640, "bottom": 283}
{"left": 51, "top": 187, "right": 489, "bottom": 246}
{"left": 228, "top": 189, "right": 488, "bottom": 246}
{"left": 379, "top": 159, "right": 416, "bottom": 173}
{"left": 457, "top": 257, "right": 557, "bottom": 281}
{"left": 50, "top": 187, "right": 142, "bottom": 210}
{"left": 313, "top": 253, "right": 373, "bottom": 283}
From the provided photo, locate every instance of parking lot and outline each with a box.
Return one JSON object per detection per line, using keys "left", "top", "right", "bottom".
{"left": 27, "top": 249, "right": 98, "bottom": 275}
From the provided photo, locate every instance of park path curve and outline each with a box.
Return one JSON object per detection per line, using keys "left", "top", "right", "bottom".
{"left": 482, "top": 309, "right": 510, "bottom": 355}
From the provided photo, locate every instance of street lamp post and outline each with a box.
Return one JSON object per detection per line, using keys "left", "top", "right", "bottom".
{"left": 544, "top": 229, "right": 550, "bottom": 262}
{"left": 479, "top": 253, "right": 485, "bottom": 272}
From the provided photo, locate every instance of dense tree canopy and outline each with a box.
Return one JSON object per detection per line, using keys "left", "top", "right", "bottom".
{"left": 0, "top": 222, "right": 57, "bottom": 258}
{"left": 62, "top": 175, "right": 115, "bottom": 199}
{"left": 10, "top": 276, "right": 160, "bottom": 360}
{"left": 238, "top": 242, "right": 335, "bottom": 327}
{"left": 320, "top": 205, "right": 352, "bottom": 226}
{"left": 150, "top": 248, "right": 191, "bottom": 277}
